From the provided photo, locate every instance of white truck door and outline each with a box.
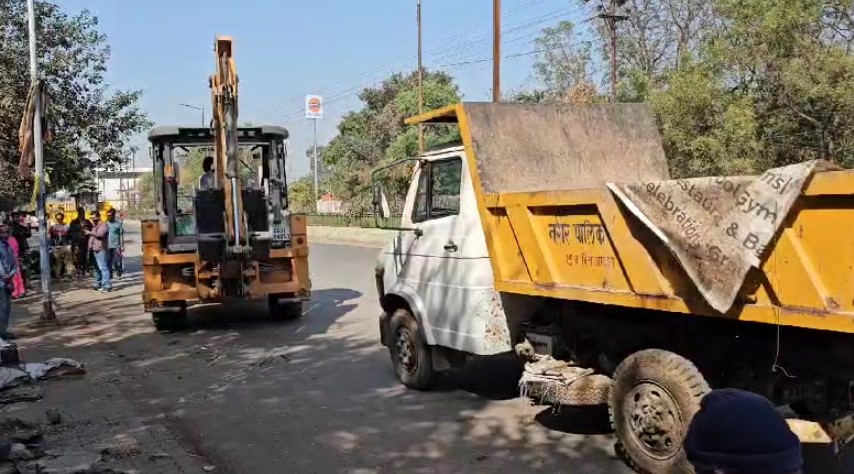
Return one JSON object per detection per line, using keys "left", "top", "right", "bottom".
{"left": 395, "top": 155, "right": 465, "bottom": 347}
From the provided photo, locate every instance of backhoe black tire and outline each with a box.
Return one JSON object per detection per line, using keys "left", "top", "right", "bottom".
{"left": 268, "top": 296, "right": 303, "bottom": 321}
{"left": 152, "top": 303, "right": 188, "bottom": 332}
{"left": 609, "top": 349, "right": 710, "bottom": 474}
{"left": 389, "top": 308, "right": 436, "bottom": 390}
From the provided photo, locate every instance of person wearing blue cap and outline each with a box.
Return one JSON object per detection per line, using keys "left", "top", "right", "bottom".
{"left": 684, "top": 388, "right": 803, "bottom": 474}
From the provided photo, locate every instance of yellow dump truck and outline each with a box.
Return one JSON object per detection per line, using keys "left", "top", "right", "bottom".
{"left": 372, "top": 102, "right": 854, "bottom": 473}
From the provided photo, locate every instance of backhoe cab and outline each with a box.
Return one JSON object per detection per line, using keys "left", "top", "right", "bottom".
{"left": 141, "top": 36, "right": 310, "bottom": 329}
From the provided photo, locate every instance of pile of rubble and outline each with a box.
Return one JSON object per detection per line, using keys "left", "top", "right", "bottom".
{"left": 0, "top": 414, "right": 124, "bottom": 474}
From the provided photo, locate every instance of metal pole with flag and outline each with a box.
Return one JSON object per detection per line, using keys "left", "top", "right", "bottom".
{"left": 26, "top": 0, "right": 55, "bottom": 321}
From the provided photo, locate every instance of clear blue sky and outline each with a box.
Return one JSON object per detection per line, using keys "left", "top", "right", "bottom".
{"left": 58, "top": 0, "right": 592, "bottom": 179}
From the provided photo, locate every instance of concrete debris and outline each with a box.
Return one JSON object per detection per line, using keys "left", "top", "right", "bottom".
{"left": 45, "top": 410, "right": 62, "bottom": 426}
{"left": 18, "top": 451, "right": 101, "bottom": 474}
{"left": 0, "top": 386, "right": 42, "bottom": 406}
{"left": 0, "top": 462, "right": 16, "bottom": 474}
{"left": 0, "top": 419, "right": 42, "bottom": 445}
{"left": 9, "top": 443, "right": 35, "bottom": 461}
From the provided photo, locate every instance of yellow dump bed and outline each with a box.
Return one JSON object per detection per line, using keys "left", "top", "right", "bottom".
{"left": 408, "top": 102, "right": 854, "bottom": 334}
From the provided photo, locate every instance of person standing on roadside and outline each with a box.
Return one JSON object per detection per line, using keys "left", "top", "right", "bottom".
{"left": 0, "top": 224, "right": 18, "bottom": 340}
{"left": 86, "top": 212, "right": 111, "bottom": 292}
{"left": 68, "top": 208, "right": 93, "bottom": 279}
{"left": 105, "top": 209, "right": 124, "bottom": 279}
{"left": 9, "top": 213, "right": 30, "bottom": 294}
{"left": 49, "top": 213, "right": 74, "bottom": 279}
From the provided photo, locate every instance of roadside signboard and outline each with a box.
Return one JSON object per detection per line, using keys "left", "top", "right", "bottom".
{"left": 305, "top": 95, "right": 323, "bottom": 120}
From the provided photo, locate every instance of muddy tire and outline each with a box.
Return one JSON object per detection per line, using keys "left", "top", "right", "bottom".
{"left": 152, "top": 303, "right": 187, "bottom": 332}
{"left": 609, "top": 349, "right": 710, "bottom": 474}
{"left": 389, "top": 308, "right": 436, "bottom": 390}
{"left": 268, "top": 296, "right": 303, "bottom": 321}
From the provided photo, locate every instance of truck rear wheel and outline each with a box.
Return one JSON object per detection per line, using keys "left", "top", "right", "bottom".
{"left": 389, "top": 308, "right": 436, "bottom": 390}
{"left": 609, "top": 349, "right": 710, "bottom": 474}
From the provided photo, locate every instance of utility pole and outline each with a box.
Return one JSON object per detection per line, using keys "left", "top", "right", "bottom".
{"left": 27, "top": 0, "right": 55, "bottom": 321}
{"left": 596, "top": 0, "right": 627, "bottom": 103}
{"left": 417, "top": 0, "right": 424, "bottom": 152}
{"left": 493, "top": 0, "right": 501, "bottom": 103}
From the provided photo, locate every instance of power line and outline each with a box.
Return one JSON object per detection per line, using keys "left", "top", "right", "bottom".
{"left": 275, "top": 4, "right": 594, "bottom": 124}
{"left": 258, "top": 0, "right": 556, "bottom": 116}
{"left": 264, "top": 2, "right": 585, "bottom": 118}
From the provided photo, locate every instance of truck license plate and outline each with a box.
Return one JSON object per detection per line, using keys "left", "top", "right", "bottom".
{"left": 272, "top": 225, "right": 290, "bottom": 242}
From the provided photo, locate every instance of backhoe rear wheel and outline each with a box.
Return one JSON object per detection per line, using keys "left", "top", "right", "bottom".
{"left": 268, "top": 295, "right": 303, "bottom": 321}
{"left": 389, "top": 308, "right": 436, "bottom": 390}
{"left": 152, "top": 302, "right": 188, "bottom": 332}
{"left": 609, "top": 349, "right": 710, "bottom": 474}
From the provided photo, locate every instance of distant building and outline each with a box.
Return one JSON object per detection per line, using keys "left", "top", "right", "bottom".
{"left": 95, "top": 167, "right": 152, "bottom": 209}
{"left": 316, "top": 193, "right": 345, "bottom": 214}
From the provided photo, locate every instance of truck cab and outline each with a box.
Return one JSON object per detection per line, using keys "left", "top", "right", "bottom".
{"left": 374, "top": 144, "right": 514, "bottom": 388}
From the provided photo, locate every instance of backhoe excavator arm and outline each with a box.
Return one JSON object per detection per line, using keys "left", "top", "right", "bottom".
{"left": 209, "top": 36, "right": 244, "bottom": 251}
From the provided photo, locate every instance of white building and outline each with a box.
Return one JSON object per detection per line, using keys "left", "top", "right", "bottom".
{"left": 95, "top": 167, "right": 153, "bottom": 209}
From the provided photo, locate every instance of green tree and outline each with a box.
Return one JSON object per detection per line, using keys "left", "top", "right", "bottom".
{"left": 321, "top": 70, "right": 461, "bottom": 213}
{"left": 0, "top": 0, "right": 151, "bottom": 210}
{"left": 651, "top": 0, "right": 854, "bottom": 176}
{"left": 287, "top": 176, "right": 315, "bottom": 213}
{"left": 511, "top": 21, "right": 599, "bottom": 104}
{"left": 528, "top": 0, "right": 854, "bottom": 176}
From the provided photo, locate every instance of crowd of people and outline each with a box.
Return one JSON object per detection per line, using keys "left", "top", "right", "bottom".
{"left": 49, "top": 208, "right": 124, "bottom": 292}
{"left": 0, "top": 207, "right": 125, "bottom": 340}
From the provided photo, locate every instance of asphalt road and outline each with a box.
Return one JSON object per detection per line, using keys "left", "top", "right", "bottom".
{"left": 32, "top": 231, "right": 633, "bottom": 474}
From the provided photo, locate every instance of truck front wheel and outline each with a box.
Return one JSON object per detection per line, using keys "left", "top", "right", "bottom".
{"left": 389, "top": 308, "right": 436, "bottom": 390}
{"left": 609, "top": 349, "right": 710, "bottom": 474}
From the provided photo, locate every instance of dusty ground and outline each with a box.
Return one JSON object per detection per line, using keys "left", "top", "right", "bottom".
{"left": 3, "top": 231, "right": 633, "bottom": 474}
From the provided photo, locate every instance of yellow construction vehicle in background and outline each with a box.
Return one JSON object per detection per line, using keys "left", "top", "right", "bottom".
{"left": 141, "top": 36, "right": 310, "bottom": 329}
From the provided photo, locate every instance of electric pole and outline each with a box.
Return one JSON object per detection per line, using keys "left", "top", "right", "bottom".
{"left": 417, "top": 0, "right": 424, "bottom": 152}
{"left": 595, "top": 0, "right": 627, "bottom": 103}
{"left": 493, "top": 0, "right": 501, "bottom": 103}
{"left": 27, "top": 0, "right": 55, "bottom": 322}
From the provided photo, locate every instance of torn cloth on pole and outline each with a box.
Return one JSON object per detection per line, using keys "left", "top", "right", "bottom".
{"left": 607, "top": 161, "right": 837, "bottom": 313}
{"left": 17, "top": 80, "right": 51, "bottom": 179}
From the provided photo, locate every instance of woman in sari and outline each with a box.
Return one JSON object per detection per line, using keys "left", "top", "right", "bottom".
{"left": 0, "top": 224, "right": 24, "bottom": 299}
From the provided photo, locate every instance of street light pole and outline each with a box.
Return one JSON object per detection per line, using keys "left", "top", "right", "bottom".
{"left": 180, "top": 103, "right": 206, "bottom": 126}
{"left": 27, "top": 0, "right": 55, "bottom": 321}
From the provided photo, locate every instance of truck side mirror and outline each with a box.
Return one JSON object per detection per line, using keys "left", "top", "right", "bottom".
{"left": 373, "top": 183, "right": 392, "bottom": 220}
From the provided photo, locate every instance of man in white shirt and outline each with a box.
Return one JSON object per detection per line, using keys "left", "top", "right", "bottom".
{"left": 198, "top": 156, "right": 215, "bottom": 190}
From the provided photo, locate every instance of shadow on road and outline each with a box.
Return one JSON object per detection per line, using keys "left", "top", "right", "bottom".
{"left": 437, "top": 353, "right": 523, "bottom": 401}
{"left": 174, "top": 288, "right": 363, "bottom": 334}
{"left": 14, "top": 243, "right": 631, "bottom": 474}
